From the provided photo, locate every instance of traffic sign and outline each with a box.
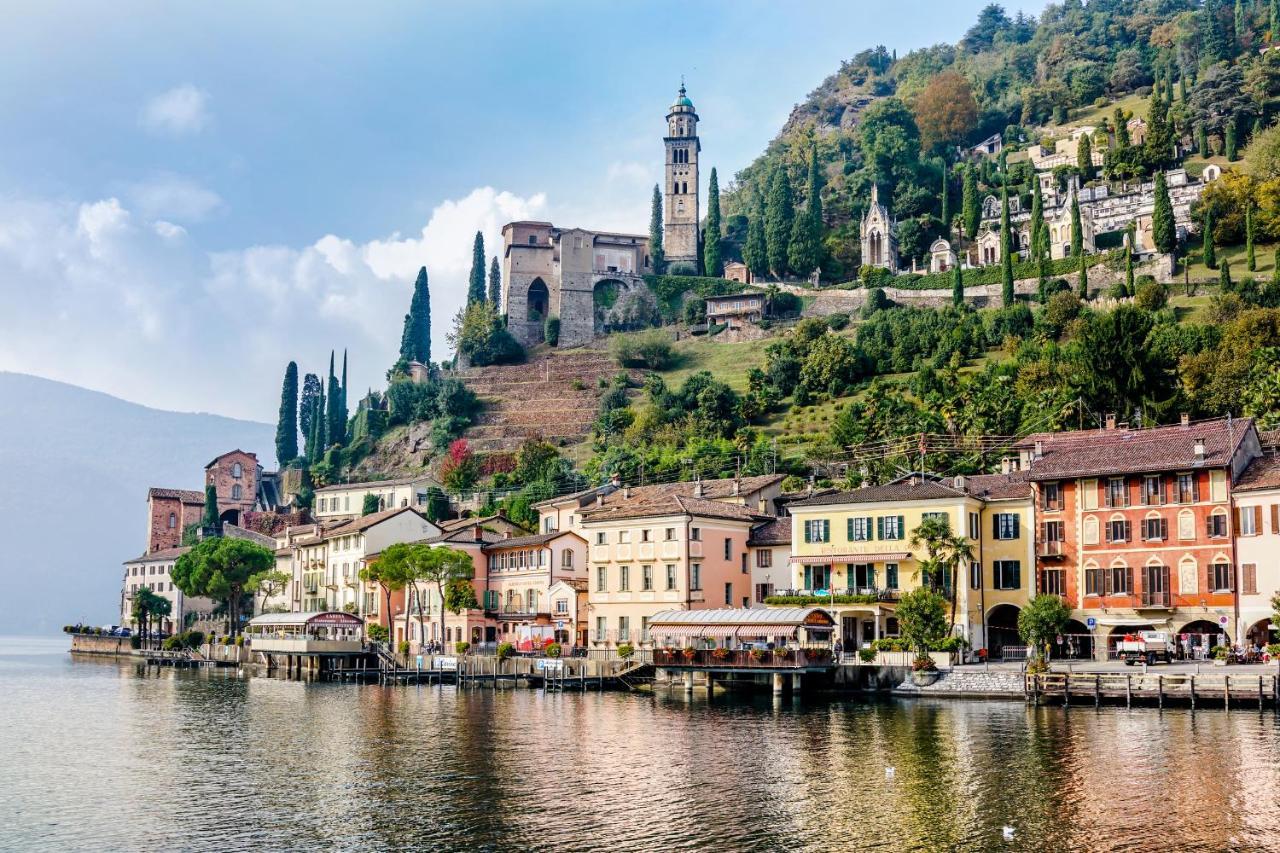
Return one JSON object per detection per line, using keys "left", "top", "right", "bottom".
{"left": 1219, "top": 615, "right": 1229, "bottom": 627}
{"left": 1086, "top": 617, "right": 1097, "bottom": 630}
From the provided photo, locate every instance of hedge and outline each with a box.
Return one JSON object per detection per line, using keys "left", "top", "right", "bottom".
{"left": 834, "top": 251, "right": 1122, "bottom": 292}
{"left": 764, "top": 593, "right": 882, "bottom": 606}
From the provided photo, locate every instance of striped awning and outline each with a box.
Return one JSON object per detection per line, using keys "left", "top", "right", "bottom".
{"left": 650, "top": 625, "right": 704, "bottom": 640}
{"left": 791, "top": 553, "right": 910, "bottom": 565}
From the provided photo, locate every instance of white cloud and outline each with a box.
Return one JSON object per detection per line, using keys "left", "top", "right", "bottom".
{"left": 0, "top": 186, "right": 547, "bottom": 421}
{"left": 127, "top": 173, "right": 224, "bottom": 223}
{"left": 140, "top": 85, "right": 210, "bottom": 136}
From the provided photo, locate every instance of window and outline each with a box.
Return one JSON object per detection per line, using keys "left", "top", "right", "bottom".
{"left": 993, "top": 560, "right": 1021, "bottom": 590}
{"left": 878, "top": 515, "right": 904, "bottom": 540}
{"left": 528, "top": 235, "right": 537, "bottom": 245}
{"left": 561, "top": 550, "right": 574, "bottom": 568}
{"left": 1212, "top": 562, "right": 1233, "bottom": 592}
{"left": 756, "top": 549, "right": 773, "bottom": 569}
{"left": 619, "top": 566, "right": 630, "bottom": 592}
{"left": 595, "top": 532, "right": 607, "bottom": 545}
{"left": 642, "top": 565, "right": 653, "bottom": 591}
{"left": 1042, "top": 568, "right": 1065, "bottom": 596}
{"left": 544, "top": 517, "right": 555, "bottom": 533}
{"left": 1239, "top": 506, "right": 1261, "bottom": 536}
{"left": 664, "top": 528, "right": 675, "bottom": 541}
{"left": 640, "top": 529, "right": 651, "bottom": 542}
{"left": 690, "top": 527, "right": 701, "bottom": 541}
{"left": 741, "top": 553, "right": 748, "bottom": 574}
{"left": 724, "top": 582, "right": 733, "bottom": 605}
{"left": 665, "top": 564, "right": 677, "bottom": 590}
{"left": 1081, "top": 479, "right": 1099, "bottom": 510}
{"left": 690, "top": 564, "right": 702, "bottom": 591}
{"left": 1177, "top": 510, "right": 1196, "bottom": 540}
{"left": 1105, "top": 519, "right": 1131, "bottom": 543}
{"left": 1041, "top": 482, "right": 1062, "bottom": 511}
{"left": 555, "top": 598, "right": 569, "bottom": 614}
{"left": 968, "top": 512, "right": 980, "bottom": 539}
{"left": 1110, "top": 565, "right": 1132, "bottom": 594}
{"left": 595, "top": 616, "right": 606, "bottom": 643}
{"left": 596, "top": 566, "right": 607, "bottom": 593}
{"left": 1243, "top": 563, "right": 1258, "bottom": 596}
{"left": 993, "top": 513, "right": 1020, "bottom": 540}
{"left": 755, "top": 583, "right": 773, "bottom": 603}
{"left": 1208, "top": 513, "right": 1228, "bottom": 538}
{"left": 1177, "top": 473, "right": 1198, "bottom": 504}
{"left": 724, "top": 538, "right": 732, "bottom": 560}
{"left": 803, "top": 564, "right": 831, "bottom": 590}
{"left": 1142, "top": 475, "right": 1163, "bottom": 505}
{"left": 1043, "top": 520, "right": 1064, "bottom": 542}
{"left": 617, "top": 616, "right": 630, "bottom": 643}
{"left": 1105, "top": 478, "right": 1128, "bottom": 508}
{"left": 641, "top": 616, "right": 650, "bottom": 643}
{"left": 803, "top": 519, "right": 830, "bottom": 543}
{"left": 885, "top": 563, "right": 899, "bottom": 590}
{"left": 1140, "top": 517, "right": 1168, "bottom": 541}
{"left": 1209, "top": 470, "right": 1227, "bottom": 502}
{"left": 848, "top": 517, "right": 873, "bottom": 541}
{"left": 231, "top": 462, "right": 242, "bottom": 478}
{"left": 851, "top": 564, "right": 876, "bottom": 591}
{"left": 618, "top": 530, "right": 631, "bottom": 544}
{"left": 1084, "top": 567, "right": 1107, "bottom": 596}
{"left": 922, "top": 511, "right": 948, "bottom": 525}
{"left": 167, "top": 512, "right": 176, "bottom": 529}
{"left": 970, "top": 561, "right": 982, "bottom": 590}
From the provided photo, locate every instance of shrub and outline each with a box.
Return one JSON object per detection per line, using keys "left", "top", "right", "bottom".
{"left": 544, "top": 315, "right": 560, "bottom": 346}
{"left": 610, "top": 328, "right": 675, "bottom": 370}
{"left": 912, "top": 654, "right": 937, "bottom": 672}
{"left": 162, "top": 636, "right": 181, "bottom": 651}
{"left": 827, "top": 312, "right": 850, "bottom": 331}
{"left": 858, "top": 648, "right": 877, "bottom": 663}
{"left": 617, "top": 642, "right": 635, "bottom": 660}
{"left": 1267, "top": 643, "right": 1280, "bottom": 658}
{"left": 235, "top": 635, "right": 245, "bottom": 648}
{"left": 544, "top": 642, "right": 562, "bottom": 658}
{"left": 1211, "top": 645, "right": 1229, "bottom": 660}
{"left": 455, "top": 641, "right": 471, "bottom": 655}
{"left": 130, "top": 635, "right": 142, "bottom": 649}
{"left": 185, "top": 631, "right": 205, "bottom": 649}
{"left": 398, "top": 640, "right": 411, "bottom": 657}
{"left": 496, "top": 642, "right": 514, "bottom": 661}
{"left": 367, "top": 624, "right": 389, "bottom": 643}
{"left": 1134, "top": 279, "right": 1169, "bottom": 312}
{"left": 682, "top": 296, "right": 707, "bottom": 326}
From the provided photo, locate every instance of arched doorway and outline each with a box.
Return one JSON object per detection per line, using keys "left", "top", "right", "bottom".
{"left": 1178, "top": 619, "right": 1226, "bottom": 660}
{"left": 1051, "top": 618, "right": 1094, "bottom": 661}
{"left": 218, "top": 508, "right": 240, "bottom": 527}
{"left": 1106, "top": 623, "right": 1154, "bottom": 660}
{"left": 526, "top": 278, "right": 549, "bottom": 322}
{"left": 1246, "top": 618, "right": 1276, "bottom": 649}
{"left": 986, "top": 604, "right": 1022, "bottom": 659}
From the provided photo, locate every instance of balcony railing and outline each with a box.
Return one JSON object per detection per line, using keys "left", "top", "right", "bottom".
{"left": 653, "top": 647, "right": 834, "bottom": 669}
{"left": 1140, "top": 590, "right": 1172, "bottom": 608}
{"left": 770, "top": 588, "right": 900, "bottom": 604}
{"left": 1037, "top": 540, "right": 1065, "bottom": 558}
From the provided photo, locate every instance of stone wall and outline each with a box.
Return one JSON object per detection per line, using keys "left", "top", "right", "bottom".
{"left": 893, "top": 666, "right": 1026, "bottom": 698}
{"left": 69, "top": 634, "right": 135, "bottom": 656}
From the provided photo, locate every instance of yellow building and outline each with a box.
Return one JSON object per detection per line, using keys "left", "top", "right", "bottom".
{"left": 783, "top": 472, "right": 1035, "bottom": 656}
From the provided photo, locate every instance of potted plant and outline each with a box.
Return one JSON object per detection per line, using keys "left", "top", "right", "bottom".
{"left": 750, "top": 648, "right": 767, "bottom": 662}
{"left": 544, "top": 642, "right": 562, "bottom": 659}
{"left": 455, "top": 641, "right": 471, "bottom": 655}
{"left": 681, "top": 646, "right": 696, "bottom": 661}
{"left": 711, "top": 646, "right": 731, "bottom": 661}
{"left": 773, "top": 647, "right": 791, "bottom": 661}
{"left": 911, "top": 654, "right": 940, "bottom": 685}
{"left": 617, "top": 642, "right": 635, "bottom": 660}
{"left": 496, "top": 641, "right": 514, "bottom": 661}
{"left": 858, "top": 648, "right": 877, "bottom": 663}
{"left": 1211, "top": 645, "right": 1229, "bottom": 666}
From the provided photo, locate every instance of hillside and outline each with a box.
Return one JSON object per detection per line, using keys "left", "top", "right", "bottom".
{"left": 0, "top": 373, "right": 274, "bottom": 633}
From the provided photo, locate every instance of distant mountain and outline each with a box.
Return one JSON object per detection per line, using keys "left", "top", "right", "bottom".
{"left": 0, "top": 373, "right": 274, "bottom": 634}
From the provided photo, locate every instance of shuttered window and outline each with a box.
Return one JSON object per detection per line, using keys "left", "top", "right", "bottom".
{"left": 1243, "top": 563, "right": 1258, "bottom": 596}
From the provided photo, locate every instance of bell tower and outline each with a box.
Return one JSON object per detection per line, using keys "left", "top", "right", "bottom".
{"left": 663, "top": 82, "right": 700, "bottom": 267}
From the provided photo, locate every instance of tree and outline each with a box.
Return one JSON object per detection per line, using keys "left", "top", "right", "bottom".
{"left": 765, "top": 165, "right": 794, "bottom": 276}
{"left": 326, "top": 350, "right": 344, "bottom": 448}
{"left": 1000, "top": 188, "right": 1014, "bottom": 306}
{"left": 423, "top": 486, "right": 449, "bottom": 523}
{"left": 449, "top": 300, "right": 522, "bottom": 367}
{"left": 339, "top": 349, "right": 348, "bottom": 442}
{"left": 962, "top": 3, "right": 1011, "bottom": 53}
{"left": 399, "top": 267, "right": 432, "bottom": 366}
{"left": 909, "top": 515, "right": 973, "bottom": 626}
{"left": 1076, "top": 131, "right": 1093, "bottom": 179}
{"left": 1204, "top": 208, "right": 1218, "bottom": 269}
{"left": 1125, "top": 244, "right": 1135, "bottom": 295}
{"left": 201, "top": 484, "right": 219, "bottom": 529}
{"left": 439, "top": 439, "right": 480, "bottom": 492}
{"left": 173, "top": 537, "right": 274, "bottom": 637}
{"left": 1247, "top": 202, "right": 1257, "bottom": 272}
{"left": 379, "top": 544, "right": 476, "bottom": 647}
{"left": 1198, "top": 123, "right": 1210, "bottom": 158}
{"left": 1226, "top": 120, "right": 1239, "bottom": 161}
{"left": 1029, "top": 178, "right": 1044, "bottom": 258}
{"left": 359, "top": 549, "right": 412, "bottom": 640}
{"left": 1152, "top": 171, "right": 1177, "bottom": 255}
{"left": 952, "top": 262, "right": 964, "bottom": 307}
{"left": 362, "top": 493, "right": 381, "bottom": 516}
{"left": 744, "top": 203, "right": 768, "bottom": 279}
{"left": 704, "top": 167, "right": 722, "bottom": 277}
{"left": 246, "top": 569, "right": 291, "bottom": 612}
{"left": 1202, "top": 0, "right": 1230, "bottom": 62}
{"left": 940, "top": 162, "right": 950, "bottom": 238}
{"left": 275, "top": 361, "right": 298, "bottom": 463}
{"left": 649, "top": 184, "right": 664, "bottom": 273}
{"left": 1220, "top": 257, "right": 1233, "bottom": 291}
{"left": 299, "top": 373, "right": 321, "bottom": 440}
{"left": 467, "top": 231, "right": 486, "bottom": 305}
{"left": 1242, "top": 347, "right": 1280, "bottom": 429}
{"left": 488, "top": 256, "right": 501, "bottom": 307}
{"left": 915, "top": 70, "right": 979, "bottom": 155}
{"left": 1078, "top": 253, "right": 1089, "bottom": 299}
{"left": 1070, "top": 305, "right": 1174, "bottom": 417}
{"left": 1017, "top": 594, "right": 1071, "bottom": 662}
{"left": 788, "top": 202, "right": 820, "bottom": 276}
{"left": 896, "top": 587, "right": 948, "bottom": 656}
{"left": 132, "top": 587, "right": 166, "bottom": 643}
{"left": 1069, "top": 190, "right": 1083, "bottom": 258}
{"left": 962, "top": 166, "right": 981, "bottom": 244}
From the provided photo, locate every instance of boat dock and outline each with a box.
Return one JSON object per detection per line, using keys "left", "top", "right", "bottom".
{"left": 1028, "top": 671, "right": 1280, "bottom": 710}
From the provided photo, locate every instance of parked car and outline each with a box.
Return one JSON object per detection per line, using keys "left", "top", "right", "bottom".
{"left": 1118, "top": 631, "right": 1176, "bottom": 665}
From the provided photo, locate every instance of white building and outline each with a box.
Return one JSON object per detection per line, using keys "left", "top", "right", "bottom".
{"left": 120, "top": 547, "right": 216, "bottom": 633}
{"left": 1234, "top": 454, "right": 1280, "bottom": 647}
{"left": 313, "top": 475, "right": 443, "bottom": 522}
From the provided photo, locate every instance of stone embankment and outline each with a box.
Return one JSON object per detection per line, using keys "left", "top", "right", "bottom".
{"left": 457, "top": 349, "right": 627, "bottom": 453}
{"left": 893, "top": 666, "right": 1026, "bottom": 698}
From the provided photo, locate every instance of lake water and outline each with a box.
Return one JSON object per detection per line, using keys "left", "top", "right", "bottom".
{"left": 5, "top": 635, "right": 1280, "bottom": 851}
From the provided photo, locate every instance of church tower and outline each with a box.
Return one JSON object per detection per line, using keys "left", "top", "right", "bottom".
{"left": 663, "top": 83, "right": 700, "bottom": 267}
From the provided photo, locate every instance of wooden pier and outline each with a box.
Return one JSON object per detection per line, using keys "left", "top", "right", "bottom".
{"left": 1027, "top": 671, "right": 1280, "bottom": 710}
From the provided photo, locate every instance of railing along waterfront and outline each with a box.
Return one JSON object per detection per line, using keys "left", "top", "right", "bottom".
{"left": 652, "top": 648, "right": 834, "bottom": 669}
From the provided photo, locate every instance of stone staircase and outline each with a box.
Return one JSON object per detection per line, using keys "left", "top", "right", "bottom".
{"left": 455, "top": 349, "right": 625, "bottom": 452}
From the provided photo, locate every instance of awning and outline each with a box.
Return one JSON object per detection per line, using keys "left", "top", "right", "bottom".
{"left": 698, "top": 625, "right": 742, "bottom": 638}
{"left": 649, "top": 625, "right": 704, "bottom": 640}
{"left": 791, "top": 553, "right": 911, "bottom": 565}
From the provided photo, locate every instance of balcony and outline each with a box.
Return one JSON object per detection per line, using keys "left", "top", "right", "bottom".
{"left": 1037, "top": 540, "right": 1066, "bottom": 558}
{"left": 653, "top": 647, "right": 834, "bottom": 670}
{"left": 767, "top": 589, "right": 900, "bottom": 605}
{"left": 485, "top": 606, "right": 552, "bottom": 621}
{"left": 1139, "top": 590, "right": 1172, "bottom": 609}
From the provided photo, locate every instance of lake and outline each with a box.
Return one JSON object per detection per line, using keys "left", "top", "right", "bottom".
{"left": 5, "top": 635, "right": 1280, "bottom": 850}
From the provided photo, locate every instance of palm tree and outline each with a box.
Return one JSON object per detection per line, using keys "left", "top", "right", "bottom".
{"left": 910, "top": 515, "right": 975, "bottom": 628}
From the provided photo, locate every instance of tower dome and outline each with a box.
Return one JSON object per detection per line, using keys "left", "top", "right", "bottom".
{"left": 671, "top": 83, "right": 694, "bottom": 110}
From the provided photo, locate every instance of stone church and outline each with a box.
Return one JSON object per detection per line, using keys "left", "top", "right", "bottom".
{"left": 860, "top": 184, "right": 898, "bottom": 273}
{"left": 500, "top": 84, "right": 701, "bottom": 349}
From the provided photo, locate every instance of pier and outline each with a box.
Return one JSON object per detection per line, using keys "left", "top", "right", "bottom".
{"left": 1027, "top": 671, "right": 1280, "bottom": 710}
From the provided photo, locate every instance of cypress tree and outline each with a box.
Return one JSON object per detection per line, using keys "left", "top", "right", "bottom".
{"left": 744, "top": 203, "right": 767, "bottom": 279}
{"left": 1078, "top": 253, "right": 1089, "bottom": 299}
{"left": 1273, "top": 0, "right": 1280, "bottom": 43}
{"left": 326, "top": 351, "right": 342, "bottom": 448}
{"left": 1225, "top": 121, "right": 1239, "bottom": 161}
{"left": 488, "top": 256, "right": 501, "bottom": 306}
{"left": 1152, "top": 172, "right": 1176, "bottom": 255}
{"left": 788, "top": 204, "right": 820, "bottom": 277}
{"left": 704, "top": 167, "right": 722, "bottom": 277}
{"left": 1070, "top": 190, "right": 1083, "bottom": 258}
{"left": 339, "top": 350, "right": 348, "bottom": 442}
{"left": 1000, "top": 188, "right": 1015, "bottom": 306}
{"left": 1247, "top": 203, "right": 1257, "bottom": 271}
{"left": 765, "top": 166, "right": 794, "bottom": 277}
{"left": 300, "top": 373, "right": 320, "bottom": 445}
{"left": 1179, "top": 75, "right": 1188, "bottom": 104}
{"left": 467, "top": 232, "right": 486, "bottom": 305}
{"left": 399, "top": 267, "right": 431, "bottom": 366}
{"left": 1202, "top": 0, "right": 1229, "bottom": 62}
{"left": 962, "top": 167, "right": 980, "bottom": 244}
{"left": 1197, "top": 124, "right": 1209, "bottom": 158}
{"left": 1115, "top": 108, "right": 1131, "bottom": 148}
{"left": 1274, "top": 247, "right": 1280, "bottom": 284}
{"left": 315, "top": 385, "right": 327, "bottom": 455}
{"left": 1236, "top": 0, "right": 1246, "bottom": 48}
{"left": 275, "top": 361, "right": 299, "bottom": 463}
{"left": 649, "top": 184, "right": 664, "bottom": 273}
{"left": 1203, "top": 209, "right": 1217, "bottom": 269}
{"left": 806, "top": 144, "right": 823, "bottom": 230}
{"left": 1077, "top": 131, "right": 1093, "bottom": 179}
{"left": 201, "top": 484, "right": 219, "bottom": 529}
{"left": 940, "top": 161, "right": 950, "bottom": 238}
{"left": 1220, "top": 257, "right": 1232, "bottom": 290}
{"left": 1030, "top": 179, "right": 1044, "bottom": 255}
{"left": 1125, "top": 244, "right": 1135, "bottom": 295}
{"left": 952, "top": 262, "right": 964, "bottom": 307}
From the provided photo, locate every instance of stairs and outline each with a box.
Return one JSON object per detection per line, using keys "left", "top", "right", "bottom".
{"left": 455, "top": 349, "right": 628, "bottom": 453}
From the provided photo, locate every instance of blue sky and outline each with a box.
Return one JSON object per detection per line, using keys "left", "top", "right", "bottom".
{"left": 0, "top": 0, "right": 1046, "bottom": 421}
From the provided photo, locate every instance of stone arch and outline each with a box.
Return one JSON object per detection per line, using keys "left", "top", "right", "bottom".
{"left": 218, "top": 508, "right": 240, "bottom": 527}
{"left": 526, "top": 278, "right": 549, "bottom": 322}
{"left": 986, "top": 603, "right": 1022, "bottom": 659}
{"left": 868, "top": 231, "right": 883, "bottom": 266}
{"left": 1245, "top": 618, "right": 1276, "bottom": 647}
{"left": 592, "top": 278, "right": 626, "bottom": 334}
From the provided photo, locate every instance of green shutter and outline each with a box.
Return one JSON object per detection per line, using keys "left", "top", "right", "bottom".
{"left": 847, "top": 518, "right": 854, "bottom": 541}
{"left": 822, "top": 519, "right": 830, "bottom": 542}
{"left": 876, "top": 516, "right": 884, "bottom": 540}
{"left": 897, "top": 516, "right": 904, "bottom": 540}
{"left": 993, "top": 514, "right": 1000, "bottom": 538}
{"left": 1012, "top": 515, "right": 1020, "bottom": 539}
{"left": 804, "top": 522, "right": 811, "bottom": 543}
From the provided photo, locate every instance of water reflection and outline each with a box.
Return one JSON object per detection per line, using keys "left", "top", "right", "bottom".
{"left": 4, "top": 637, "right": 1280, "bottom": 850}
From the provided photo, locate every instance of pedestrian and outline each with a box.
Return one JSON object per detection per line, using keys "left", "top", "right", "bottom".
{"left": 833, "top": 639, "right": 843, "bottom": 659}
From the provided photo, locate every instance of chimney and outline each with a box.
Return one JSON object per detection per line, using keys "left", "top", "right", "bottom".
{"left": 596, "top": 493, "right": 604, "bottom": 508}
{"left": 1105, "top": 414, "right": 1117, "bottom": 430}
{"left": 954, "top": 474, "right": 966, "bottom": 491}
{"left": 503, "top": 530, "right": 512, "bottom": 540}
{"left": 1001, "top": 457, "right": 1013, "bottom": 475}
{"left": 1180, "top": 413, "right": 1190, "bottom": 428}
{"left": 1194, "top": 438, "right": 1205, "bottom": 461}
{"left": 1034, "top": 440, "right": 1043, "bottom": 460}
{"left": 732, "top": 478, "right": 741, "bottom": 497}
{"left": 623, "top": 486, "right": 632, "bottom": 499}
{"left": 694, "top": 478, "right": 704, "bottom": 498}
{"left": 473, "top": 524, "right": 484, "bottom": 542}
{"left": 610, "top": 472, "right": 622, "bottom": 488}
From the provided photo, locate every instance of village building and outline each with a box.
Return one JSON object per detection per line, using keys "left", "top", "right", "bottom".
{"left": 747, "top": 517, "right": 792, "bottom": 606}
{"left": 145, "top": 488, "right": 205, "bottom": 554}
{"left": 1231, "top": 453, "right": 1280, "bottom": 647}
{"left": 723, "top": 261, "right": 751, "bottom": 284}
{"left": 120, "top": 546, "right": 216, "bottom": 634}
{"left": 480, "top": 530, "right": 589, "bottom": 649}
{"left": 970, "top": 132, "right": 1003, "bottom": 157}
{"left": 663, "top": 82, "right": 700, "bottom": 266}
{"left": 1016, "top": 416, "right": 1263, "bottom": 659}
{"left": 859, "top": 184, "right": 899, "bottom": 273}
{"left": 705, "top": 292, "right": 765, "bottom": 330}
{"left": 313, "top": 475, "right": 443, "bottom": 522}
{"left": 783, "top": 471, "right": 1035, "bottom": 656}
{"left": 927, "top": 238, "right": 958, "bottom": 274}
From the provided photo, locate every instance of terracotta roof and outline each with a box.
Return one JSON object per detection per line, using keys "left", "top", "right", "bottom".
{"left": 320, "top": 506, "right": 435, "bottom": 538}
{"left": 126, "top": 546, "right": 191, "bottom": 564}
{"left": 1015, "top": 418, "right": 1255, "bottom": 481}
{"left": 532, "top": 483, "right": 618, "bottom": 509}
{"left": 790, "top": 477, "right": 965, "bottom": 507}
{"left": 439, "top": 513, "right": 528, "bottom": 534}
{"left": 961, "top": 472, "right": 1033, "bottom": 501}
{"left": 581, "top": 492, "right": 770, "bottom": 524}
{"left": 148, "top": 487, "right": 205, "bottom": 503}
{"left": 315, "top": 474, "right": 439, "bottom": 493}
{"left": 205, "top": 449, "right": 257, "bottom": 468}
{"left": 423, "top": 527, "right": 501, "bottom": 545}
{"left": 748, "top": 517, "right": 791, "bottom": 546}
{"left": 1236, "top": 454, "right": 1280, "bottom": 493}
{"left": 482, "top": 531, "right": 585, "bottom": 551}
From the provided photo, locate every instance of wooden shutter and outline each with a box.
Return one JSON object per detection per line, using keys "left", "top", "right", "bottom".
{"left": 876, "top": 516, "right": 884, "bottom": 540}
{"left": 847, "top": 518, "right": 854, "bottom": 541}
{"left": 993, "top": 514, "right": 1000, "bottom": 539}
{"left": 896, "top": 516, "right": 905, "bottom": 540}
{"left": 1253, "top": 506, "right": 1263, "bottom": 534}
{"left": 1160, "top": 517, "right": 1168, "bottom": 540}
{"left": 822, "top": 520, "right": 830, "bottom": 542}
{"left": 1012, "top": 514, "right": 1020, "bottom": 539}
{"left": 1244, "top": 563, "right": 1258, "bottom": 596}
{"left": 1272, "top": 504, "right": 1280, "bottom": 535}
{"left": 803, "top": 522, "right": 812, "bottom": 544}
